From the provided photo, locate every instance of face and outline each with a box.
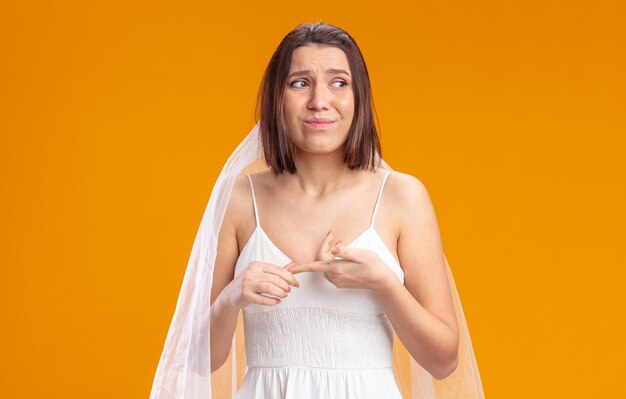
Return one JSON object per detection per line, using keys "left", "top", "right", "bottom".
{"left": 283, "top": 44, "right": 355, "bottom": 155}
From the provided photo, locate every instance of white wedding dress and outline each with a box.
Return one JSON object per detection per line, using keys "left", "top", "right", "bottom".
{"left": 233, "top": 170, "right": 405, "bottom": 398}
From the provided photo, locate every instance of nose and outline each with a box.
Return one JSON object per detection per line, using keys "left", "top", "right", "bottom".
{"left": 307, "top": 83, "right": 331, "bottom": 111}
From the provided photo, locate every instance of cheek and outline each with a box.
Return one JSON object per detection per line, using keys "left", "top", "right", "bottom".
{"left": 283, "top": 96, "right": 304, "bottom": 118}
{"left": 337, "top": 96, "right": 355, "bottom": 114}
{"left": 282, "top": 109, "right": 298, "bottom": 130}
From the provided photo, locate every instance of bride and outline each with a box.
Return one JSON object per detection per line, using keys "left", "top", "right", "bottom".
{"left": 150, "top": 21, "right": 484, "bottom": 399}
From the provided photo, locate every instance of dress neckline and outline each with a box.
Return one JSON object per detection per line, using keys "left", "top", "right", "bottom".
{"left": 258, "top": 225, "right": 374, "bottom": 263}
{"left": 239, "top": 225, "right": 402, "bottom": 271}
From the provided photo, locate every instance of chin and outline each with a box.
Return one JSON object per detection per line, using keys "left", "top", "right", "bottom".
{"left": 296, "top": 141, "right": 346, "bottom": 155}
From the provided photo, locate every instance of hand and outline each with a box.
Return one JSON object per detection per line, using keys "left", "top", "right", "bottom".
{"left": 285, "top": 231, "right": 394, "bottom": 293}
{"left": 224, "top": 261, "right": 300, "bottom": 309}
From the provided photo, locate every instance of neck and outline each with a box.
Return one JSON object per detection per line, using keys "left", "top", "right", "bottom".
{"left": 286, "top": 146, "right": 361, "bottom": 197}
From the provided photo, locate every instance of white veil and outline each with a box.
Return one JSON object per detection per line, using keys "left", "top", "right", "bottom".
{"left": 149, "top": 121, "right": 485, "bottom": 398}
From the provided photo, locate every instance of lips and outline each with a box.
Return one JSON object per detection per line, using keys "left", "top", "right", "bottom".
{"left": 305, "top": 118, "right": 333, "bottom": 123}
{"left": 305, "top": 118, "right": 335, "bottom": 130}
{"left": 305, "top": 119, "right": 334, "bottom": 129}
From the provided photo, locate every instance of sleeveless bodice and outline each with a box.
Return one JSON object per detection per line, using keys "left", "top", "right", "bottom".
{"left": 233, "top": 170, "right": 405, "bottom": 398}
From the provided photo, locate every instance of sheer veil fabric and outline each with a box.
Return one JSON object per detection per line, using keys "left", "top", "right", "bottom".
{"left": 149, "top": 121, "right": 485, "bottom": 398}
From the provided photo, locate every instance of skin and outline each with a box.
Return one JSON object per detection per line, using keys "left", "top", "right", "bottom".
{"left": 209, "top": 44, "right": 459, "bottom": 379}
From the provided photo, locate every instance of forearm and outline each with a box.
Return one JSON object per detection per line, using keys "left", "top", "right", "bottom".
{"left": 373, "top": 277, "right": 458, "bottom": 379}
{"left": 210, "top": 294, "right": 240, "bottom": 372}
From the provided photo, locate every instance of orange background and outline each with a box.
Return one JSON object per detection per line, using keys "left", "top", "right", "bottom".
{"left": 2, "top": 1, "right": 625, "bottom": 397}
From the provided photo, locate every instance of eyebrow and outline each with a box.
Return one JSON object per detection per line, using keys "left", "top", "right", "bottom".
{"left": 287, "top": 68, "right": 351, "bottom": 79}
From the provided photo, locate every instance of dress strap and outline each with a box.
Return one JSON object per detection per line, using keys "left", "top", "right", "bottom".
{"left": 370, "top": 170, "right": 392, "bottom": 228}
{"left": 246, "top": 174, "right": 260, "bottom": 228}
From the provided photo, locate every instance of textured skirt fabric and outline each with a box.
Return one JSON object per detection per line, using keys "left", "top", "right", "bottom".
{"left": 236, "top": 366, "right": 402, "bottom": 399}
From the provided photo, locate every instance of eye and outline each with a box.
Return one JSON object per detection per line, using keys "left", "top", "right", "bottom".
{"left": 332, "top": 80, "right": 349, "bottom": 88}
{"left": 289, "top": 80, "right": 308, "bottom": 88}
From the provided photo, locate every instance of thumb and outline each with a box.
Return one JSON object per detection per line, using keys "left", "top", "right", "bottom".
{"left": 330, "top": 240, "right": 363, "bottom": 262}
{"left": 330, "top": 240, "right": 343, "bottom": 255}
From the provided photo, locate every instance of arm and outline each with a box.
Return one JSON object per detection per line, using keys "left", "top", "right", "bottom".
{"left": 373, "top": 172, "right": 459, "bottom": 380}
{"left": 209, "top": 175, "right": 247, "bottom": 372}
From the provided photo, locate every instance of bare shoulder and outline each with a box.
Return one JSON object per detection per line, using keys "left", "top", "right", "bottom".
{"left": 221, "top": 174, "right": 254, "bottom": 236}
{"left": 371, "top": 168, "right": 436, "bottom": 250}
{"left": 246, "top": 169, "right": 277, "bottom": 191}
{"left": 382, "top": 169, "right": 432, "bottom": 212}
{"left": 230, "top": 174, "right": 254, "bottom": 215}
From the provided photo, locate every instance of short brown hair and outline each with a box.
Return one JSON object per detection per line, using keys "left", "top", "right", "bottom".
{"left": 254, "top": 22, "right": 382, "bottom": 175}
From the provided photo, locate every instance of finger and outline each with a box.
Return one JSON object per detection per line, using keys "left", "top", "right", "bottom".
{"left": 319, "top": 231, "right": 336, "bottom": 260}
{"left": 262, "top": 273, "right": 292, "bottom": 293}
{"left": 330, "top": 242, "right": 364, "bottom": 262}
{"left": 244, "top": 270, "right": 291, "bottom": 295}
{"left": 288, "top": 260, "right": 327, "bottom": 275}
{"left": 260, "top": 262, "right": 300, "bottom": 287}
{"left": 254, "top": 281, "right": 290, "bottom": 298}
{"left": 325, "top": 240, "right": 338, "bottom": 258}
{"left": 282, "top": 262, "right": 301, "bottom": 287}
{"left": 251, "top": 292, "right": 282, "bottom": 306}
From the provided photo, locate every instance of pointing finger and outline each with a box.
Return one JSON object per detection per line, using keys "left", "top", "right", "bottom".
{"left": 288, "top": 260, "right": 330, "bottom": 275}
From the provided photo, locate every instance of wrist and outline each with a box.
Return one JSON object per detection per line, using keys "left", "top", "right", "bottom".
{"left": 371, "top": 269, "right": 400, "bottom": 296}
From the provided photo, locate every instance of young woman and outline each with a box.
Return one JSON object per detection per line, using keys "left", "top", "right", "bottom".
{"left": 150, "top": 22, "right": 484, "bottom": 399}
